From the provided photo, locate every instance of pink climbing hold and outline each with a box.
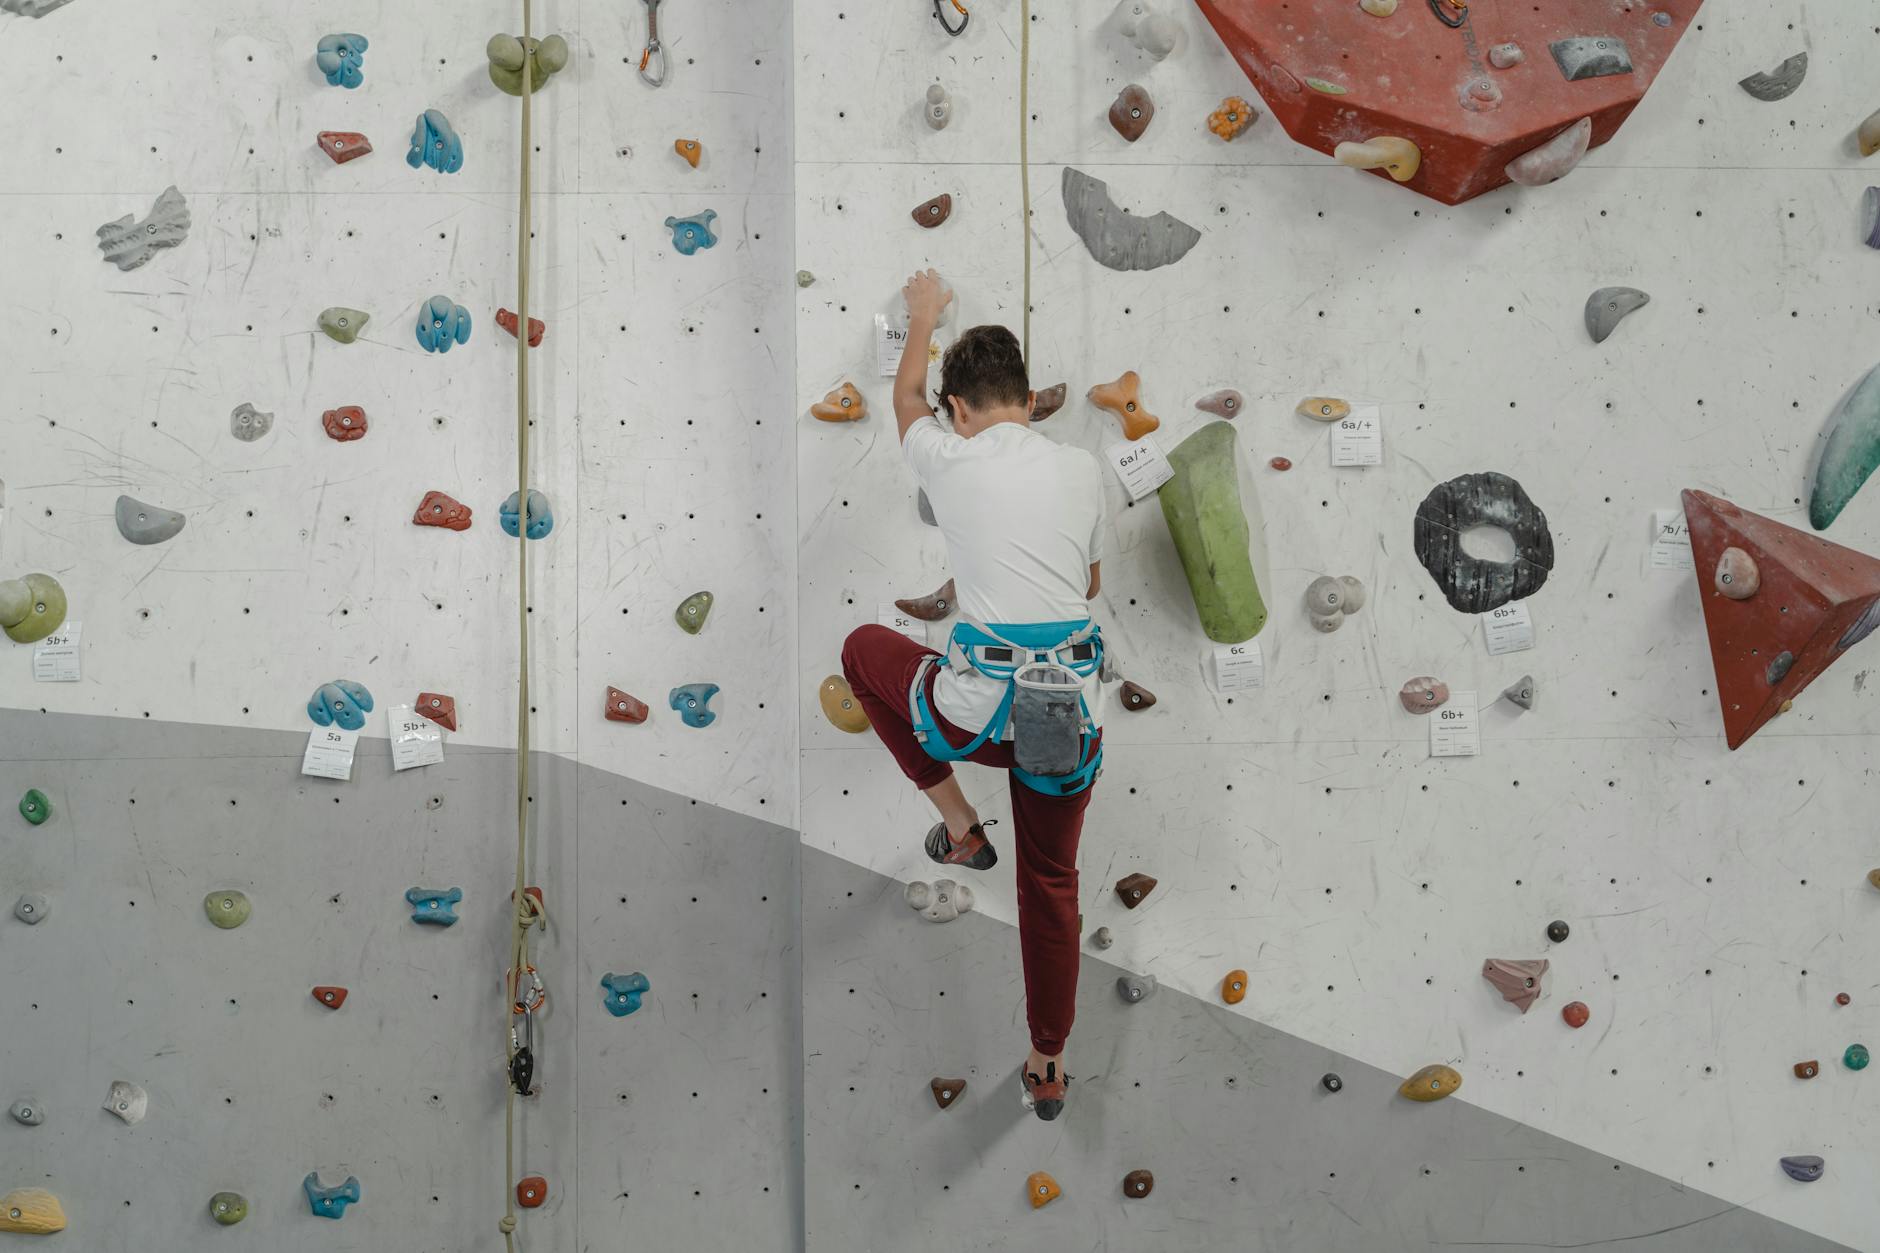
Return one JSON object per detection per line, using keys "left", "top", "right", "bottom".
{"left": 496, "top": 308, "right": 546, "bottom": 347}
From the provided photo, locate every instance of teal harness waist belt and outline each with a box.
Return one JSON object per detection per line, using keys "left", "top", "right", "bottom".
{"left": 908, "top": 618, "right": 1105, "bottom": 797}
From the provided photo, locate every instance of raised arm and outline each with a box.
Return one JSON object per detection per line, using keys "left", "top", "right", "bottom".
{"left": 893, "top": 269, "right": 953, "bottom": 442}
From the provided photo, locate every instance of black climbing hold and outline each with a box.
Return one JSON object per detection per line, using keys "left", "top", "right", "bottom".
{"left": 1320, "top": 1073, "right": 1343, "bottom": 1093}
{"left": 1546, "top": 920, "right": 1570, "bottom": 943}
{"left": 1412, "top": 472, "right": 1555, "bottom": 614}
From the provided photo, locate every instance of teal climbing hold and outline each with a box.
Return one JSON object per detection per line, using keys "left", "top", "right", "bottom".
{"left": 303, "top": 1172, "right": 360, "bottom": 1219}
{"left": 17, "top": 789, "right": 49, "bottom": 826}
{"left": 1846, "top": 1043, "right": 1870, "bottom": 1071}
{"left": 415, "top": 295, "right": 472, "bottom": 353}
{"left": 405, "top": 886, "right": 462, "bottom": 926}
{"left": 500, "top": 489, "right": 554, "bottom": 539}
{"left": 600, "top": 971, "right": 650, "bottom": 1017}
{"left": 1809, "top": 362, "right": 1880, "bottom": 530}
{"left": 669, "top": 683, "right": 720, "bottom": 728}
{"left": 663, "top": 210, "right": 719, "bottom": 255}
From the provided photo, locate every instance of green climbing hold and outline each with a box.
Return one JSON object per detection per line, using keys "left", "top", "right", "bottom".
{"left": 17, "top": 789, "right": 49, "bottom": 826}
{"left": 0, "top": 572, "right": 68, "bottom": 644}
{"left": 487, "top": 33, "right": 569, "bottom": 95}
{"left": 1810, "top": 362, "right": 1880, "bottom": 530}
{"left": 208, "top": 1192, "right": 248, "bottom": 1225}
{"left": 1846, "top": 1043, "right": 1870, "bottom": 1071}
{"left": 203, "top": 890, "right": 251, "bottom": 930}
{"left": 317, "top": 307, "right": 370, "bottom": 344}
{"left": 675, "top": 590, "right": 714, "bottom": 635}
{"left": 1157, "top": 421, "right": 1268, "bottom": 643}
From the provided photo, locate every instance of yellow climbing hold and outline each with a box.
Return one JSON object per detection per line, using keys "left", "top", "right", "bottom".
{"left": 1360, "top": 0, "right": 1397, "bottom": 13}
{"left": 1334, "top": 136, "right": 1421, "bottom": 183}
{"left": 1399, "top": 1064, "right": 1462, "bottom": 1102}
{"left": 819, "top": 676, "right": 870, "bottom": 733}
{"left": 0, "top": 1189, "right": 66, "bottom": 1235}
{"left": 1026, "top": 1171, "right": 1062, "bottom": 1209}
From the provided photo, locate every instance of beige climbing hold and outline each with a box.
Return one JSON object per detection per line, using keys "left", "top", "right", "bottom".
{"left": 1868, "top": 868, "right": 1880, "bottom": 890}
{"left": 674, "top": 139, "right": 702, "bottom": 168}
{"left": 906, "top": 878, "right": 974, "bottom": 923}
{"left": 1399, "top": 1064, "right": 1462, "bottom": 1102}
{"left": 895, "top": 579, "right": 956, "bottom": 622}
{"left": 1026, "top": 1171, "right": 1062, "bottom": 1209}
{"left": 0, "top": 1189, "right": 66, "bottom": 1235}
{"left": 1088, "top": 371, "right": 1159, "bottom": 441}
{"left": 811, "top": 382, "right": 867, "bottom": 423}
{"left": 1221, "top": 969, "right": 1248, "bottom": 1004}
{"left": 1505, "top": 117, "right": 1592, "bottom": 188}
{"left": 1334, "top": 136, "right": 1421, "bottom": 183}
{"left": 1359, "top": 0, "right": 1396, "bottom": 13}
{"left": 1714, "top": 547, "right": 1760, "bottom": 600}
{"left": 1296, "top": 396, "right": 1349, "bottom": 422}
{"left": 1861, "top": 108, "right": 1880, "bottom": 158}
{"left": 1305, "top": 575, "right": 1365, "bottom": 633}
{"left": 819, "top": 676, "right": 869, "bottom": 733}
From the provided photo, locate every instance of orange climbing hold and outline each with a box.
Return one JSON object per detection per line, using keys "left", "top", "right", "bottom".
{"left": 415, "top": 692, "right": 458, "bottom": 731}
{"left": 322, "top": 405, "right": 367, "bottom": 441}
{"left": 1221, "top": 969, "right": 1248, "bottom": 1004}
{"left": 1088, "top": 372, "right": 1159, "bottom": 441}
{"left": 605, "top": 687, "right": 650, "bottom": 724}
{"left": 1399, "top": 1064, "right": 1462, "bottom": 1101}
{"left": 516, "top": 1176, "right": 548, "bottom": 1208}
{"left": 496, "top": 308, "right": 546, "bottom": 347}
{"left": 812, "top": 382, "right": 868, "bottom": 423}
{"left": 1208, "top": 96, "right": 1256, "bottom": 141}
{"left": 1025, "top": 1171, "right": 1062, "bottom": 1209}
{"left": 674, "top": 138, "right": 702, "bottom": 168}
{"left": 318, "top": 131, "right": 373, "bottom": 164}
{"left": 312, "top": 986, "right": 348, "bottom": 1009}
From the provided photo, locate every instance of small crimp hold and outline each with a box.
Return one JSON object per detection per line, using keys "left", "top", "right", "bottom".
{"left": 209, "top": 1192, "right": 249, "bottom": 1225}
{"left": 322, "top": 405, "right": 368, "bottom": 441}
{"left": 1549, "top": 37, "right": 1633, "bottom": 82}
{"left": 812, "top": 382, "right": 868, "bottom": 422}
{"left": 1297, "top": 396, "right": 1349, "bottom": 422}
{"left": 674, "top": 138, "right": 703, "bottom": 167}
{"left": 415, "top": 692, "right": 457, "bottom": 731}
{"left": 1119, "top": 680, "right": 1156, "bottom": 711}
{"left": 1306, "top": 77, "right": 1348, "bottom": 96}
{"left": 896, "top": 579, "right": 956, "bottom": 621}
{"left": 1505, "top": 117, "right": 1592, "bottom": 188}
{"left": 1270, "top": 457, "right": 1293, "bottom": 471}
{"left": 1208, "top": 96, "right": 1256, "bottom": 141}
{"left": 416, "top": 295, "right": 472, "bottom": 353}
{"left": 912, "top": 193, "right": 953, "bottom": 228}
{"left": 405, "top": 886, "right": 463, "bottom": 927}
{"left": 496, "top": 308, "right": 545, "bottom": 346}
{"left": 500, "top": 489, "right": 555, "bottom": 540}
{"left": 1031, "top": 383, "right": 1068, "bottom": 420}
{"left": 0, "top": 575, "right": 66, "bottom": 645}
{"left": 1196, "top": 389, "right": 1243, "bottom": 419}
{"left": 13, "top": 893, "right": 48, "bottom": 924}
{"left": 231, "top": 402, "right": 273, "bottom": 441}
{"left": 17, "top": 790, "right": 50, "bottom": 825}
{"left": 1123, "top": 1169, "right": 1154, "bottom": 1198}
{"left": 97, "top": 186, "right": 191, "bottom": 271}
{"left": 407, "top": 110, "right": 464, "bottom": 174}
{"left": 605, "top": 687, "right": 650, "bottom": 724}
{"left": 303, "top": 1172, "right": 361, "bottom": 1220}
{"left": 1334, "top": 137, "right": 1421, "bottom": 183}
{"left": 1585, "top": 286, "right": 1649, "bottom": 344}
{"left": 318, "top": 307, "right": 369, "bottom": 344}
{"left": 925, "top": 84, "right": 952, "bottom": 129}
{"left": 1780, "top": 1155, "right": 1825, "bottom": 1183}
{"left": 1088, "top": 371, "right": 1159, "bottom": 441}
{"left": 308, "top": 679, "right": 374, "bottom": 730}
{"left": 312, "top": 986, "right": 348, "bottom": 1010}
{"left": 675, "top": 590, "right": 714, "bottom": 634}
{"left": 600, "top": 970, "right": 650, "bottom": 1017}
{"left": 1794, "top": 1059, "right": 1819, "bottom": 1079}
{"left": 1504, "top": 676, "right": 1536, "bottom": 710}
{"left": 516, "top": 1176, "right": 548, "bottom": 1208}
{"left": 1026, "top": 1171, "right": 1061, "bottom": 1209}
{"left": 1360, "top": 0, "right": 1396, "bottom": 12}
{"left": 9, "top": 1100, "right": 43, "bottom": 1126}
{"left": 1116, "top": 973, "right": 1157, "bottom": 1004}
{"left": 930, "top": 1077, "right": 966, "bottom": 1109}
{"left": 1399, "top": 676, "right": 1449, "bottom": 713}
{"left": 203, "top": 890, "right": 252, "bottom": 930}
{"left": 1562, "top": 1001, "right": 1590, "bottom": 1028}
{"left": 820, "top": 676, "right": 870, "bottom": 733}
{"left": 318, "top": 132, "right": 372, "bottom": 164}
{"left": 670, "top": 682, "right": 720, "bottom": 728}
{"left": 0, "top": 1189, "right": 65, "bottom": 1235}
{"left": 104, "top": 1079, "right": 148, "bottom": 1125}
{"left": 906, "top": 878, "right": 975, "bottom": 923}
{"left": 316, "top": 33, "right": 368, "bottom": 88}
{"left": 1398, "top": 1064, "right": 1461, "bottom": 1102}
{"left": 1116, "top": 872, "right": 1157, "bottom": 908}
{"left": 1090, "top": 926, "right": 1113, "bottom": 949}
{"left": 1221, "top": 970, "right": 1247, "bottom": 1004}
{"left": 414, "top": 491, "right": 473, "bottom": 532}
{"left": 1321, "top": 1072, "right": 1344, "bottom": 1092}
{"left": 663, "top": 210, "right": 719, "bottom": 255}
{"left": 1108, "top": 84, "right": 1155, "bottom": 142}
{"left": 1548, "top": 920, "right": 1570, "bottom": 943}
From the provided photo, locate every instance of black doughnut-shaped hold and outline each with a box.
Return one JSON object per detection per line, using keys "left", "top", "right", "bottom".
{"left": 1413, "top": 472, "right": 1555, "bottom": 613}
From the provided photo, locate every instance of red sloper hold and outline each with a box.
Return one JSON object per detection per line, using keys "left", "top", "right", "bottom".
{"left": 1682, "top": 489, "right": 1880, "bottom": 750}
{"left": 1191, "top": 0, "right": 1705, "bottom": 205}
{"left": 312, "top": 986, "right": 349, "bottom": 1009}
{"left": 318, "top": 132, "right": 373, "bottom": 164}
{"left": 413, "top": 491, "right": 473, "bottom": 531}
{"left": 322, "top": 406, "right": 367, "bottom": 441}
{"left": 496, "top": 308, "right": 546, "bottom": 347}
{"left": 415, "top": 692, "right": 457, "bottom": 731}
{"left": 605, "top": 687, "right": 650, "bottom": 723}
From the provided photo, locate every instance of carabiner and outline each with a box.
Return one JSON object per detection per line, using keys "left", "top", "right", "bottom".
{"left": 638, "top": 0, "right": 668, "bottom": 86}
{"left": 508, "top": 964, "right": 547, "bottom": 1016}
{"left": 1428, "top": 0, "right": 1466, "bottom": 28}
{"left": 934, "top": 0, "right": 969, "bottom": 37}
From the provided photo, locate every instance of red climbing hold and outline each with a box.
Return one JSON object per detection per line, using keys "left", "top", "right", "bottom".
{"left": 415, "top": 692, "right": 458, "bottom": 731}
{"left": 605, "top": 687, "right": 649, "bottom": 724}
{"left": 318, "top": 132, "right": 373, "bottom": 164}
{"left": 413, "top": 491, "right": 473, "bottom": 532}
{"left": 1683, "top": 488, "right": 1880, "bottom": 749}
{"left": 1561, "top": 1000, "right": 1589, "bottom": 1028}
{"left": 1837, "top": 992, "right": 1852, "bottom": 1006}
{"left": 496, "top": 308, "right": 546, "bottom": 347}
{"left": 1115, "top": 873, "right": 1157, "bottom": 909}
{"left": 322, "top": 406, "right": 367, "bottom": 441}
{"left": 1269, "top": 456, "right": 1292, "bottom": 471}
{"left": 516, "top": 1176, "right": 548, "bottom": 1208}
{"left": 312, "top": 986, "right": 349, "bottom": 1010}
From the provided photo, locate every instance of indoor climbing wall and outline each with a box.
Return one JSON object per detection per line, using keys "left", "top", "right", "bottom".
{"left": 0, "top": 2, "right": 799, "bottom": 1248}
{"left": 796, "top": 2, "right": 1879, "bottom": 1249}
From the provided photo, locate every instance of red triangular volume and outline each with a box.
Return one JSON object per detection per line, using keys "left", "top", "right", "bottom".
{"left": 1683, "top": 489, "right": 1880, "bottom": 749}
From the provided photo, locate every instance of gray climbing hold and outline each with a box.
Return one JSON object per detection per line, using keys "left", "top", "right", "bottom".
{"left": 917, "top": 489, "right": 937, "bottom": 527}
{"left": 1501, "top": 675, "right": 1535, "bottom": 710}
{"left": 1091, "top": 926, "right": 1113, "bottom": 950}
{"left": 230, "top": 403, "right": 273, "bottom": 442}
{"left": 317, "top": 307, "right": 370, "bottom": 344}
{"left": 1116, "top": 973, "right": 1157, "bottom": 1004}
{"left": 1062, "top": 167, "right": 1200, "bottom": 273}
{"left": 0, "top": 0, "right": 75, "bottom": 14}
{"left": 13, "top": 893, "right": 48, "bottom": 924}
{"left": 114, "top": 495, "right": 186, "bottom": 546}
{"left": 103, "top": 1079, "right": 147, "bottom": 1125}
{"left": 8, "top": 1100, "right": 43, "bottom": 1127}
{"left": 1779, "top": 1155, "right": 1825, "bottom": 1183}
{"left": 1739, "top": 53, "right": 1807, "bottom": 103}
{"left": 96, "top": 186, "right": 191, "bottom": 271}
{"left": 925, "top": 83, "right": 952, "bottom": 130}
{"left": 1766, "top": 650, "right": 1795, "bottom": 685}
{"left": 1862, "top": 189, "right": 1880, "bottom": 250}
{"left": 1550, "top": 37, "right": 1632, "bottom": 82}
{"left": 1584, "top": 287, "right": 1649, "bottom": 344}
{"left": 796, "top": 270, "right": 816, "bottom": 287}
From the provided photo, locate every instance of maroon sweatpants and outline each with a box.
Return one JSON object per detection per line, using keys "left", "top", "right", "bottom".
{"left": 841, "top": 624, "right": 1094, "bottom": 1056}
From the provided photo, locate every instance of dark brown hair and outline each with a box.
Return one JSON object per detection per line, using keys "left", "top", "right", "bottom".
{"left": 934, "top": 325, "right": 1029, "bottom": 419}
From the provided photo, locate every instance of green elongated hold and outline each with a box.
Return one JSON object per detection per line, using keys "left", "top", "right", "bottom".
{"left": 318, "top": 307, "right": 370, "bottom": 344}
{"left": 1809, "top": 361, "right": 1880, "bottom": 530}
{"left": 203, "top": 890, "right": 251, "bottom": 929}
{"left": 675, "top": 590, "right": 714, "bottom": 635}
{"left": 18, "top": 789, "right": 50, "bottom": 826}
{"left": 1157, "top": 421, "right": 1268, "bottom": 643}
{"left": 209, "top": 1192, "right": 249, "bottom": 1225}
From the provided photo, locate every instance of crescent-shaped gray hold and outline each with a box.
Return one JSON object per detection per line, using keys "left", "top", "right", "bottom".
{"left": 115, "top": 495, "right": 186, "bottom": 545}
{"left": 1738, "top": 52, "right": 1807, "bottom": 103}
{"left": 1584, "top": 286, "right": 1649, "bottom": 344}
{"left": 1062, "top": 167, "right": 1200, "bottom": 272}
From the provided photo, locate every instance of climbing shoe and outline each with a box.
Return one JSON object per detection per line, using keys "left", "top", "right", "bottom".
{"left": 925, "top": 818, "right": 998, "bottom": 871}
{"left": 1021, "top": 1061, "right": 1069, "bottom": 1122}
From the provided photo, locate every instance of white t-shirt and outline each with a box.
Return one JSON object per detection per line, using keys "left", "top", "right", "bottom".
{"left": 903, "top": 415, "right": 1107, "bottom": 736}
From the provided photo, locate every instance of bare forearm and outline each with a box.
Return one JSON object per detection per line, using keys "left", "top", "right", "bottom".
{"left": 893, "top": 311, "right": 939, "bottom": 440}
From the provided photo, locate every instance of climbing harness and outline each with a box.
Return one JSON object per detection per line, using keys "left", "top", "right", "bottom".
{"left": 1428, "top": 0, "right": 1466, "bottom": 28}
{"left": 934, "top": 0, "right": 969, "bottom": 37}
{"left": 908, "top": 619, "right": 1105, "bottom": 797}
{"left": 639, "top": 0, "right": 667, "bottom": 86}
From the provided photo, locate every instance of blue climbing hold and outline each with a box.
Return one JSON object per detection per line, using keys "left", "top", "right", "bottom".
{"left": 416, "top": 295, "right": 472, "bottom": 353}
{"left": 600, "top": 971, "right": 651, "bottom": 1017}
{"left": 303, "top": 1172, "right": 360, "bottom": 1219}
{"left": 669, "top": 683, "right": 720, "bottom": 728}
{"left": 406, "top": 109, "right": 464, "bottom": 174}
{"left": 499, "top": 489, "right": 555, "bottom": 540}
{"left": 663, "top": 210, "right": 719, "bottom": 255}
{"left": 405, "top": 886, "right": 462, "bottom": 926}
{"left": 315, "top": 34, "right": 368, "bottom": 88}
{"left": 307, "top": 680, "right": 374, "bottom": 731}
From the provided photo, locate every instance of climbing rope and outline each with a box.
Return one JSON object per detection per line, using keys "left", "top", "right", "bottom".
{"left": 1019, "top": 0, "right": 1032, "bottom": 369}
{"left": 499, "top": 1, "right": 546, "bottom": 1249}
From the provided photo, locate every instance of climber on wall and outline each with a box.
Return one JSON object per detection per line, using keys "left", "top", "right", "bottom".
{"left": 841, "top": 269, "right": 1107, "bottom": 1123}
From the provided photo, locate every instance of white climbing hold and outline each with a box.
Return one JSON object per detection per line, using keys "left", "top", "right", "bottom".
{"left": 906, "top": 879, "right": 975, "bottom": 924}
{"left": 925, "top": 83, "right": 952, "bottom": 130}
{"left": 1505, "top": 117, "right": 1592, "bottom": 188}
{"left": 103, "top": 1079, "right": 147, "bottom": 1125}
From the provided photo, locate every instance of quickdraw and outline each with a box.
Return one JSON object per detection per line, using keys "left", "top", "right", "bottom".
{"left": 934, "top": 0, "right": 969, "bottom": 37}
{"left": 639, "top": 0, "right": 668, "bottom": 86}
{"left": 1428, "top": 0, "right": 1466, "bottom": 28}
